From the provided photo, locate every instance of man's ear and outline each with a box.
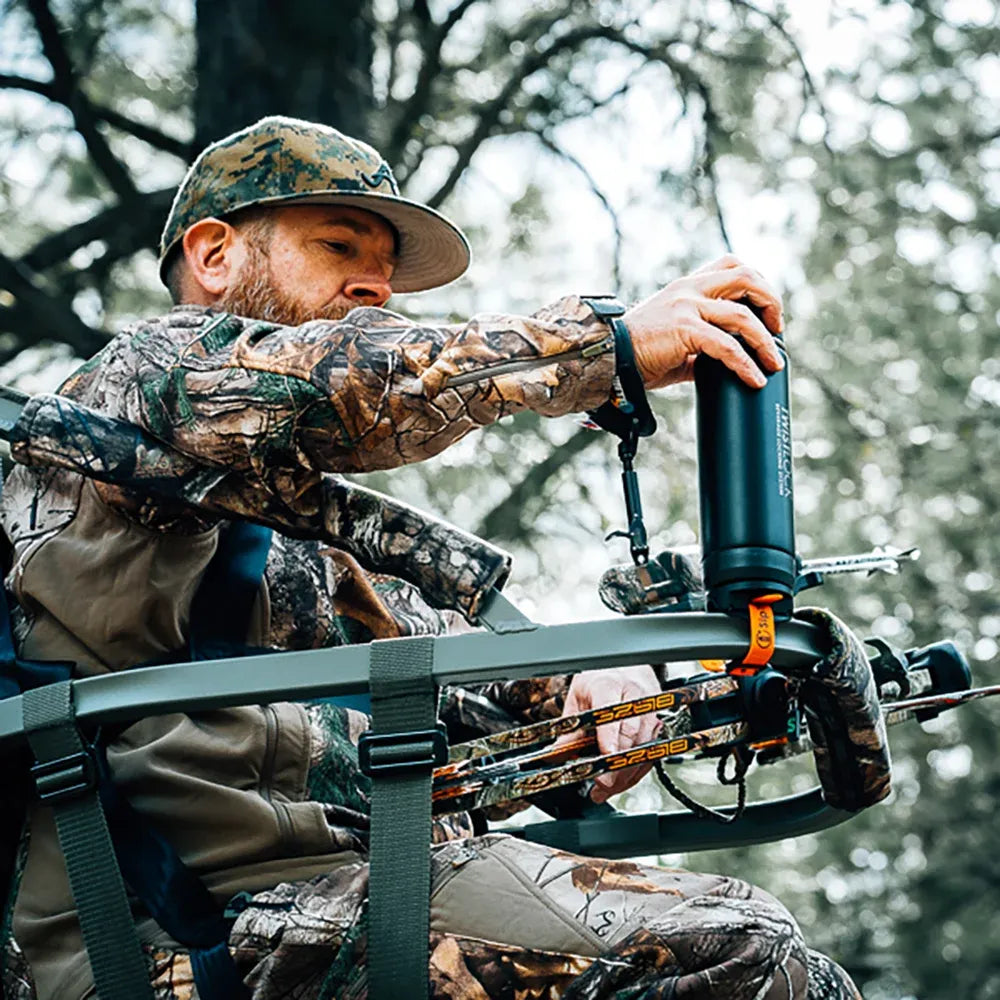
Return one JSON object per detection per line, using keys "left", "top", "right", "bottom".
{"left": 181, "top": 218, "right": 243, "bottom": 300}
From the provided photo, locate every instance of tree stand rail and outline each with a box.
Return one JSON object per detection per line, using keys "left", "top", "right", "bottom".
{"left": 0, "top": 610, "right": 850, "bottom": 855}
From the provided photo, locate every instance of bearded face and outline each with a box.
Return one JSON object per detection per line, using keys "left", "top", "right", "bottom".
{"left": 216, "top": 239, "right": 356, "bottom": 326}
{"left": 211, "top": 205, "right": 397, "bottom": 325}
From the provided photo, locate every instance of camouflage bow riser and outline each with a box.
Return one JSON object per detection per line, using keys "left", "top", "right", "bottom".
{"left": 432, "top": 668, "right": 1000, "bottom": 818}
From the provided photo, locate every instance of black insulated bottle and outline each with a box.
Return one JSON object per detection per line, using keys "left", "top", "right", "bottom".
{"left": 694, "top": 333, "right": 797, "bottom": 617}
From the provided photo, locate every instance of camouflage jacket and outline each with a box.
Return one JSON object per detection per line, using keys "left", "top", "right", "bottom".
{"left": 0, "top": 296, "right": 616, "bottom": 1000}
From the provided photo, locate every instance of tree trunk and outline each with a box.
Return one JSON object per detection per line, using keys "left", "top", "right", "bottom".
{"left": 193, "top": 0, "right": 376, "bottom": 153}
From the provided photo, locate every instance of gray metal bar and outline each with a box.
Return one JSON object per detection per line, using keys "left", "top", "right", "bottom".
{"left": 475, "top": 588, "right": 538, "bottom": 633}
{"left": 436, "top": 612, "right": 824, "bottom": 684}
{"left": 513, "top": 788, "right": 852, "bottom": 858}
{"left": 0, "top": 615, "right": 826, "bottom": 747}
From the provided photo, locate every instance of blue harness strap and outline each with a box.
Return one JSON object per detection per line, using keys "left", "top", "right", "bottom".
{"left": 188, "top": 521, "right": 274, "bottom": 660}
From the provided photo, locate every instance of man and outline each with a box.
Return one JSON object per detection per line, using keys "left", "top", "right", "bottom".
{"left": 0, "top": 117, "right": 860, "bottom": 999}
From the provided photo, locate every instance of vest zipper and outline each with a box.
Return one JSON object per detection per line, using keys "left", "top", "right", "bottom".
{"left": 442, "top": 337, "right": 613, "bottom": 389}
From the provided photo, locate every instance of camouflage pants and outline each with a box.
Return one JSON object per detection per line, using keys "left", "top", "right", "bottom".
{"left": 201, "top": 834, "right": 860, "bottom": 1000}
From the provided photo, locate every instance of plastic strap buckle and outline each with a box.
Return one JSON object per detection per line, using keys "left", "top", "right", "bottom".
{"left": 583, "top": 295, "right": 626, "bottom": 322}
{"left": 358, "top": 725, "right": 449, "bottom": 777}
{"left": 31, "top": 749, "right": 96, "bottom": 804}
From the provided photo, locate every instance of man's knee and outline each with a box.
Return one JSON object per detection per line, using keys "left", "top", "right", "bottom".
{"left": 434, "top": 837, "right": 811, "bottom": 999}
{"left": 642, "top": 888, "right": 810, "bottom": 999}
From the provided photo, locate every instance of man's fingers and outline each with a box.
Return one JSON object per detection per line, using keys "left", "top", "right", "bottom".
{"left": 692, "top": 253, "right": 743, "bottom": 276}
{"left": 694, "top": 265, "right": 783, "bottom": 334}
{"left": 637, "top": 711, "right": 661, "bottom": 750}
{"left": 592, "top": 719, "right": 621, "bottom": 791}
{"left": 562, "top": 666, "right": 663, "bottom": 798}
{"left": 699, "top": 299, "right": 784, "bottom": 373}
{"left": 593, "top": 700, "right": 639, "bottom": 789}
{"left": 593, "top": 700, "right": 660, "bottom": 793}
{"left": 741, "top": 286, "right": 784, "bottom": 338}
{"left": 592, "top": 763, "right": 653, "bottom": 803}
{"left": 684, "top": 320, "right": 768, "bottom": 388}
{"left": 595, "top": 718, "right": 623, "bottom": 757}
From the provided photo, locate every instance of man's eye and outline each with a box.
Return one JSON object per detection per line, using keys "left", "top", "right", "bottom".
{"left": 326, "top": 241, "right": 351, "bottom": 254}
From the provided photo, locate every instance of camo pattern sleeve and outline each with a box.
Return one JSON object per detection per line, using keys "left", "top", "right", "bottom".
{"left": 451, "top": 675, "right": 571, "bottom": 727}
{"left": 60, "top": 296, "right": 615, "bottom": 477}
{"left": 36, "top": 297, "right": 612, "bottom": 617}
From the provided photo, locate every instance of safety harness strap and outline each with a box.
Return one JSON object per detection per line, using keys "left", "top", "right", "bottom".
{"left": 361, "top": 636, "right": 445, "bottom": 1000}
{"left": 188, "top": 521, "right": 273, "bottom": 660}
{"left": 21, "top": 681, "right": 154, "bottom": 1000}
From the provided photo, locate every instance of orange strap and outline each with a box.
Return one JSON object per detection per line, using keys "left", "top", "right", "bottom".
{"left": 730, "top": 593, "right": 784, "bottom": 676}
{"left": 699, "top": 659, "right": 727, "bottom": 672}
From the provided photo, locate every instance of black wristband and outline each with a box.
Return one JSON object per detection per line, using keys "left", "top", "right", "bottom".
{"left": 583, "top": 296, "right": 657, "bottom": 440}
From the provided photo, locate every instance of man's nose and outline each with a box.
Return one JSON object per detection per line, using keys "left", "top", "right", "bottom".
{"left": 344, "top": 273, "right": 392, "bottom": 306}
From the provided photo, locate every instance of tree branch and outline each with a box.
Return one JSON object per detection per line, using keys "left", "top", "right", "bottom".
{"left": 426, "top": 23, "right": 628, "bottom": 209}
{"left": 0, "top": 73, "right": 52, "bottom": 100}
{"left": 0, "top": 310, "right": 29, "bottom": 367}
{"left": 21, "top": 187, "right": 175, "bottom": 273}
{"left": 695, "top": 82, "right": 734, "bottom": 252}
{"left": 477, "top": 426, "right": 602, "bottom": 541}
{"left": 386, "top": 0, "right": 480, "bottom": 163}
{"left": 0, "top": 252, "right": 107, "bottom": 356}
{"left": 581, "top": 35, "right": 734, "bottom": 249}
{"left": 382, "top": 0, "right": 406, "bottom": 115}
{"left": 25, "top": 0, "right": 140, "bottom": 205}
{"left": 726, "top": 0, "right": 833, "bottom": 150}
{"left": 0, "top": 74, "right": 191, "bottom": 159}
{"left": 92, "top": 107, "right": 190, "bottom": 161}
{"left": 537, "top": 132, "right": 623, "bottom": 288}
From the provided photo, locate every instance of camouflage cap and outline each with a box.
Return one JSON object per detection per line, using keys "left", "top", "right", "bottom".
{"left": 159, "top": 116, "right": 471, "bottom": 294}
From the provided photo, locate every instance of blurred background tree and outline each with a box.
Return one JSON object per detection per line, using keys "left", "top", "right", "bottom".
{"left": 1, "top": 0, "right": 998, "bottom": 996}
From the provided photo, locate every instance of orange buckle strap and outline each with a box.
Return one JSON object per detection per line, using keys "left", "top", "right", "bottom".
{"left": 699, "top": 659, "right": 727, "bottom": 672}
{"left": 729, "top": 593, "right": 784, "bottom": 676}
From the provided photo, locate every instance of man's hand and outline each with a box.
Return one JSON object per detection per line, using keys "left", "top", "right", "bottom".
{"left": 624, "top": 254, "right": 785, "bottom": 390}
{"left": 560, "top": 665, "right": 663, "bottom": 803}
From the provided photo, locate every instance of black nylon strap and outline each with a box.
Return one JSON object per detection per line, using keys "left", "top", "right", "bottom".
{"left": 364, "top": 636, "right": 442, "bottom": 1000}
{"left": 583, "top": 296, "right": 657, "bottom": 440}
{"left": 22, "top": 681, "right": 154, "bottom": 1000}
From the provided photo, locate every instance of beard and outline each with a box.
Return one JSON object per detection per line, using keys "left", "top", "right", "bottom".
{"left": 216, "top": 243, "right": 353, "bottom": 326}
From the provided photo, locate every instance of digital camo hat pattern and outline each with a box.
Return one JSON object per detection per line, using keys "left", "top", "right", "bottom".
{"left": 159, "top": 116, "right": 471, "bottom": 294}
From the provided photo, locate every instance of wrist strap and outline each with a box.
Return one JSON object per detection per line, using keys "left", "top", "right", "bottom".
{"left": 583, "top": 296, "right": 657, "bottom": 440}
